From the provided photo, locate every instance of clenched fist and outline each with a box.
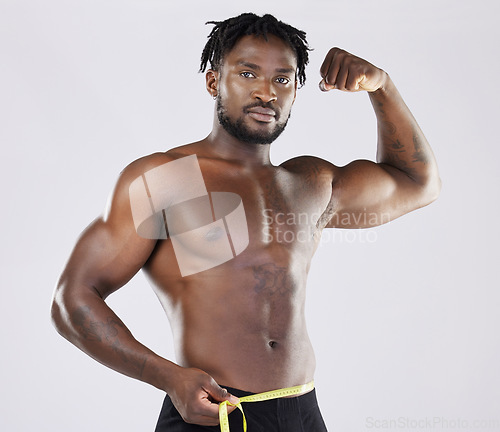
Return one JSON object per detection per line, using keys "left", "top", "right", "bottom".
{"left": 319, "top": 48, "right": 387, "bottom": 93}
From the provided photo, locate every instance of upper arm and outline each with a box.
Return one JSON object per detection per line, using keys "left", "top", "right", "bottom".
{"left": 56, "top": 156, "right": 165, "bottom": 300}
{"left": 326, "top": 159, "right": 437, "bottom": 228}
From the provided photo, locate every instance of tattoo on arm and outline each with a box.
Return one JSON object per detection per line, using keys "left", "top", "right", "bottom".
{"left": 372, "top": 87, "right": 435, "bottom": 187}
{"left": 383, "top": 120, "right": 397, "bottom": 135}
{"left": 73, "top": 306, "right": 103, "bottom": 342}
{"left": 411, "top": 132, "right": 429, "bottom": 164}
{"left": 389, "top": 138, "right": 404, "bottom": 150}
{"left": 73, "top": 305, "right": 147, "bottom": 377}
{"left": 383, "top": 150, "right": 418, "bottom": 179}
{"left": 374, "top": 99, "right": 385, "bottom": 115}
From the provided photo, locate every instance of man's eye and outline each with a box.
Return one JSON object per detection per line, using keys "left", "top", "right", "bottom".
{"left": 240, "top": 72, "right": 255, "bottom": 78}
{"left": 276, "top": 77, "right": 290, "bottom": 84}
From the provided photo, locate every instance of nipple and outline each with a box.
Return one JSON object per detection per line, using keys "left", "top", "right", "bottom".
{"left": 205, "top": 226, "right": 224, "bottom": 241}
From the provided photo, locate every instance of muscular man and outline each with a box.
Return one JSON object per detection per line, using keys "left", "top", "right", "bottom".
{"left": 51, "top": 13, "right": 441, "bottom": 432}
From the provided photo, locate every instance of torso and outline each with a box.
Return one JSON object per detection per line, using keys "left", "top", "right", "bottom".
{"left": 141, "top": 143, "right": 334, "bottom": 392}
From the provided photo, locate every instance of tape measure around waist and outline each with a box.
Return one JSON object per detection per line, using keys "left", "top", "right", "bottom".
{"left": 218, "top": 380, "right": 315, "bottom": 432}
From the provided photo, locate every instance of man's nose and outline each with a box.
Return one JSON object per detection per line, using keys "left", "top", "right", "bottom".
{"left": 252, "top": 80, "right": 277, "bottom": 103}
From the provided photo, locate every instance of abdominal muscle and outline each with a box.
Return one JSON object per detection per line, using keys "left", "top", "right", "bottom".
{"left": 144, "top": 246, "right": 317, "bottom": 393}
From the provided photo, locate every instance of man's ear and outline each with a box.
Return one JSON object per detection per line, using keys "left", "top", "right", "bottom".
{"left": 205, "top": 69, "right": 219, "bottom": 98}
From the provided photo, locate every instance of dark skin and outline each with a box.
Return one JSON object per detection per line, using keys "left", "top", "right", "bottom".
{"left": 51, "top": 34, "right": 441, "bottom": 426}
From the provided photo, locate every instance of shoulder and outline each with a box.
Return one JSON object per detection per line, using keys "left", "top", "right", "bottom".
{"left": 104, "top": 148, "right": 196, "bottom": 220}
{"left": 119, "top": 149, "right": 192, "bottom": 180}
{"left": 115, "top": 144, "right": 201, "bottom": 188}
{"left": 279, "top": 155, "right": 339, "bottom": 183}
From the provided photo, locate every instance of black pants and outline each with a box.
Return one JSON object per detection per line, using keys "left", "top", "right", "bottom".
{"left": 155, "top": 386, "right": 328, "bottom": 432}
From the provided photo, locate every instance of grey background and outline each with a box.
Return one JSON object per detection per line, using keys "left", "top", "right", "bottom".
{"left": 1, "top": 0, "right": 499, "bottom": 430}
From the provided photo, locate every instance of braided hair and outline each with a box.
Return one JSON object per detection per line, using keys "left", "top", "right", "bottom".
{"left": 199, "top": 13, "right": 311, "bottom": 87}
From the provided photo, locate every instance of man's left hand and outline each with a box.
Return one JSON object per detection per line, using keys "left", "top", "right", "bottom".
{"left": 319, "top": 48, "right": 387, "bottom": 93}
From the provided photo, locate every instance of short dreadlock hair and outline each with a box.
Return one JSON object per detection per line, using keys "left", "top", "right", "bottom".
{"left": 199, "top": 13, "right": 311, "bottom": 87}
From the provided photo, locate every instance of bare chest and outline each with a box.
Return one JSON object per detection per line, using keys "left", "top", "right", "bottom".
{"left": 204, "top": 167, "right": 332, "bottom": 249}
{"left": 142, "top": 160, "right": 333, "bottom": 282}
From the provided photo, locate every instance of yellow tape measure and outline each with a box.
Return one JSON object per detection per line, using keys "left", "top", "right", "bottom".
{"left": 218, "top": 381, "right": 315, "bottom": 432}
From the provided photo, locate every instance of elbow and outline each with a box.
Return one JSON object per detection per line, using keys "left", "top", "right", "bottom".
{"left": 50, "top": 287, "right": 66, "bottom": 336}
{"left": 50, "top": 282, "right": 73, "bottom": 339}
{"left": 419, "top": 173, "right": 442, "bottom": 207}
{"left": 50, "top": 278, "right": 103, "bottom": 341}
{"left": 429, "top": 172, "right": 442, "bottom": 202}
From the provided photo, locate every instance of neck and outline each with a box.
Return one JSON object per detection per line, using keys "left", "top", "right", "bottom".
{"left": 204, "top": 118, "right": 272, "bottom": 167}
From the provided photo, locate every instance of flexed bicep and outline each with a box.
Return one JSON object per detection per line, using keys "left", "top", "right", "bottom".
{"left": 325, "top": 159, "right": 426, "bottom": 229}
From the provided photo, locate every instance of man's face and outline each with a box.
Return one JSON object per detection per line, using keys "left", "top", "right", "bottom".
{"left": 213, "top": 34, "right": 298, "bottom": 145}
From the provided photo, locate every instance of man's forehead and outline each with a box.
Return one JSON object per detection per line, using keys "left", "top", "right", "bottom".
{"left": 224, "top": 34, "right": 298, "bottom": 70}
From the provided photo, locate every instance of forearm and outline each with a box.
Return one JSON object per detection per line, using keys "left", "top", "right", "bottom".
{"left": 51, "top": 286, "right": 180, "bottom": 392}
{"left": 369, "top": 75, "right": 440, "bottom": 193}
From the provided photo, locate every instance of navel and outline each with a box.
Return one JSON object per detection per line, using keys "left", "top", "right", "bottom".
{"left": 268, "top": 340, "right": 277, "bottom": 348}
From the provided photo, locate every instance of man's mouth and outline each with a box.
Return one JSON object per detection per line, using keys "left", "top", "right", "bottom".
{"left": 246, "top": 106, "right": 276, "bottom": 123}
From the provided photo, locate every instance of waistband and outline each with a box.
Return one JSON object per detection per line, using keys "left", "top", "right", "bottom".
{"left": 219, "top": 381, "right": 315, "bottom": 432}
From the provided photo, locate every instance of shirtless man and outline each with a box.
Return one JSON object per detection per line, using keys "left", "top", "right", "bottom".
{"left": 51, "top": 13, "right": 441, "bottom": 432}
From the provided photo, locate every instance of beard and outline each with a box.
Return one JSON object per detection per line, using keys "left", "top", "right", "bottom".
{"left": 216, "top": 96, "right": 291, "bottom": 145}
